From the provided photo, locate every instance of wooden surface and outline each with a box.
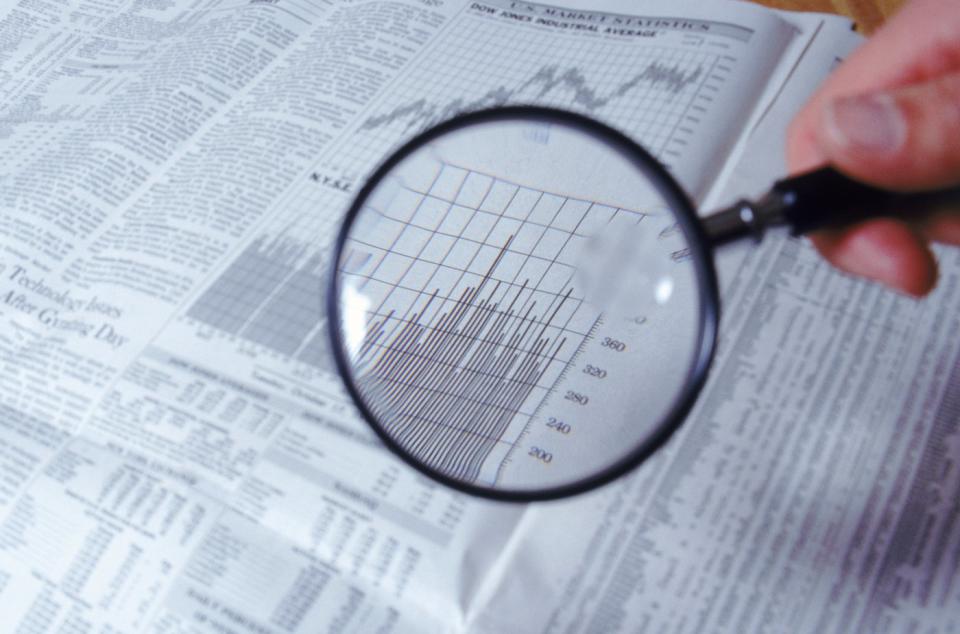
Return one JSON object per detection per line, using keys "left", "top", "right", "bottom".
{"left": 752, "top": 0, "right": 906, "bottom": 33}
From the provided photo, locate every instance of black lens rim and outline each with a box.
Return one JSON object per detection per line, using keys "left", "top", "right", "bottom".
{"left": 327, "top": 105, "right": 719, "bottom": 502}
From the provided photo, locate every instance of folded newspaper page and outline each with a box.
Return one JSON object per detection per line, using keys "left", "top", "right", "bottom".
{"left": 0, "top": 0, "right": 956, "bottom": 632}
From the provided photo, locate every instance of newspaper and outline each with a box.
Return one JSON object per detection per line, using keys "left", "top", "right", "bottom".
{"left": 0, "top": 0, "right": 957, "bottom": 632}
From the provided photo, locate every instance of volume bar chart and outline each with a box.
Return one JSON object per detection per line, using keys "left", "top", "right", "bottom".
{"left": 187, "top": 233, "right": 333, "bottom": 370}
{"left": 333, "top": 150, "right": 657, "bottom": 488}
{"left": 354, "top": 236, "right": 570, "bottom": 483}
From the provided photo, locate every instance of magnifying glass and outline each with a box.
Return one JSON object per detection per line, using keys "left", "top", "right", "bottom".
{"left": 327, "top": 106, "right": 959, "bottom": 501}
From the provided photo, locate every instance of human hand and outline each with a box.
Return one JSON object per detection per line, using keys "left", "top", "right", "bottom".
{"left": 786, "top": 0, "right": 960, "bottom": 296}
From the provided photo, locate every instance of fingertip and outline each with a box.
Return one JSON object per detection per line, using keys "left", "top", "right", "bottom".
{"left": 815, "top": 74, "right": 960, "bottom": 189}
{"left": 807, "top": 219, "right": 937, "bottom": 297}
{"left": 817, "top": 93, "right": 909, "bottom": 185}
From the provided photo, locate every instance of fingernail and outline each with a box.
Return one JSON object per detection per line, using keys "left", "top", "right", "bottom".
{"left": 824, "top": 93, "right": 906, "bottom": 154}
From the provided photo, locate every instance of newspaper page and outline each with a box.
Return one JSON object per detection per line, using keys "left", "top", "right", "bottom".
{"left": 470, "top": 14, "right": 960, "bottom": 634}
{"left": 0, "top": 0, "right": 945, "bottom": 632}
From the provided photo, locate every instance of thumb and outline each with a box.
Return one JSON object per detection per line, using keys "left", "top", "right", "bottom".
{"left": 818, "top": 71, "right": 960, "bottom": 190}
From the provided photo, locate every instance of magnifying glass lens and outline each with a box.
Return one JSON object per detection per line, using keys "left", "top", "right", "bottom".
{"left": 332, "top": 115, "right": 708, "bottom": 497}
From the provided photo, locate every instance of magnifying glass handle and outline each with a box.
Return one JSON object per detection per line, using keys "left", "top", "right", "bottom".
{"left": 703, "top": 166, "right": 960, "bottom": 247}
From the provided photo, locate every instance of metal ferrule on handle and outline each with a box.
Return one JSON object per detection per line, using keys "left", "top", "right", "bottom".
{"left": 702, "top": 167, "right": 960, "bottom": 248}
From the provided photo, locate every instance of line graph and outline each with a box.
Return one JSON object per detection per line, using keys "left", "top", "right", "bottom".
{"left": 361, "top": 61, "right": 704, "bottom": 133}
{"left": 341, "top": 7, "right": 734, "bottom": 196}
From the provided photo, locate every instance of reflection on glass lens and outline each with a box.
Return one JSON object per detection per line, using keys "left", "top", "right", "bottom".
{"left": 334, "top": 116, "right": 702, "bottom": 494}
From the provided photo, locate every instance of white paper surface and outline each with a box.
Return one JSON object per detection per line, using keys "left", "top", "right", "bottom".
{"left": 1, "top": 0, "right": 957, "bottom": 632}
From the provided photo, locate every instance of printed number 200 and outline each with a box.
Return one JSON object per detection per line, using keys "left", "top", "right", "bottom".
{"left": 528, "top": 447, "right": 553, "bottom": 463}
